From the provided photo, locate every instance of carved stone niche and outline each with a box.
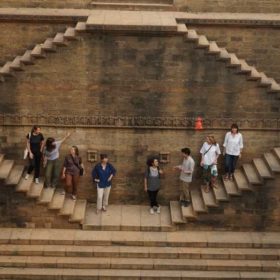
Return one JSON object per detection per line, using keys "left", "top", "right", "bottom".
{"left": 159, "top": 152, "right": 170, "bottom": 164}
{"left": 87, "top": 150, "right": 98, "bottom": 163}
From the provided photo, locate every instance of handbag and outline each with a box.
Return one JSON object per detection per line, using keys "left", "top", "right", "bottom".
{"left": 71, "top": 155, "right": 84, "bottom": 176}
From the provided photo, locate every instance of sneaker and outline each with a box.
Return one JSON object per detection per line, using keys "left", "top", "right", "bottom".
{"left": 71, "top": 195, "right": 77, "bottom": 200}
{"left": 150, "top": 208, "right": 155, "bottom": 215}
{"left": 35, "top": 178, "right": 39, "bottom": 184}
{"left": 96, "top": 209, "right": 101, "bottom": 214}
{"left": 156, "top": 206, "right": 161, "bottom": 214}
{"left": 24, "top": 174, "right": 29, "bottom": 180}
{"left": 102, "top": 206, "right": 107, "bottom": 212}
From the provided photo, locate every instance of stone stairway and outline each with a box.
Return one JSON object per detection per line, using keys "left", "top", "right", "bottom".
{"left": 170, "top": 147, "right": 280, "bottom": 225}
{"left": 177, "top": 23, "right": 280, "bottom": 99}
{"left": 0, "top": 154, "right": 88, "bottom": 227}
{"left": 0, "top": 21, "right": 87, "bottom": 82}
{"left": 0, "top": 228, "right": 278, "bottom": 279}
{"left": 90, "top": 0, "right": 175, "bottom": 11}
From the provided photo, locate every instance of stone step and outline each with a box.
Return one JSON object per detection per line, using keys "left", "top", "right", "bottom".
{"left": 27, "top": 182, "right": 44, "bottom": 198}
{"left": 48, "top": 190, "right": 65, "bottom": 210}
{"left": 1, "top": 228, "right": 280, "bottom": 248}
{"left": 207, "top": 41, "right": 221, "bottom": 54}
{"left": 242, "top": 164, "right": 263, "bottom": 185}
{"left": 64, "top": 27, "right": 77, "bottom": 40}
{"left": 263, "top": 152, "right": 280, "bottom": 173}
{"left": 177, "top": 23, "right": 188, "bottom": 34}
{"left": 213, "top": 181, "right": 229, "bottom": 202}
{"left": 41, "top": 38, "right": 56, "bottom": 52}
{"left": 170, "top": 201, "right": 186, "bottom": 224}
{"left": 200, "top": 186, "right": 218, "bottom": 208}
{"left": 83, "top": 204, "right": 174, "bottom": 231}
{"left": 227, "top": 53, "right": 241, "bottom": 67}
{"left": 38, "top": 187, "right": 55, "bottom": 204}
{"left": 234, "top": 169, "right": 252, "bottom": 191}
{"left": 90, "top": 2, "right": 174, "bottom": 11}
{"left": 0, "top": 62, "right": 13, "bottom": 77}
{"left": 0, "top": 159, "right": 14, "bottom": 180}
{"left": 6, "top": 164, "right": 25, "bottom": 185}
{"left": 75, "top": 22, "right": 87, "bottom": 32}
{"left": 69, "top": 200, "right": 87, "bottom": 223}
{"left": 222, "top": 177, "right": 241, "bottom": 196}
{"left": 191, "top": 189, "right": 207, "bottom": 213}
{"left": 272, "top": 147, "right": 280, "bottom": 161}
{"left": 10, "top": 56, "right": 24, "bottom": 71}
{"left": 30, "top": 44, "right": 46, "bottom": 58}
{"left": 1, "top": 268, "right": 277, "bottom": 280}
{"left": 237, "top": 59, "right": 252, "bottom": 74}
{"left": 253, "top": 158, "right": 274, "bottom": 179}
{"left": 186, "top": 29, "right": 199, "bottom": 41}
{"left": 16, "top": 177, "right": 33, "bottom": 192}
{"left": 247, "top": 67, "right": 261, "bottom": 81}
{"left": 20, "top": 50, "right": 35, "bottom": 65}
{"left": 196, "top": 35, "right": 210, "bottom": 48}
{"left": 59, "top": 197, "right": 76, "bottom": 216}
{"left": 181, "top": 204, "right": 197, "bottom": 220}
{"left": 53, "top": 32, "right": 68, "bottom": 46}
{"left": 0, "top": 244, "right": 278, "bottom": 260}
{"left": 0, "top": 255, "right": 278, "bottom": 271}
{"left": 258, "top": 72, "right": 272, "bottom": 87}
{"left": 269, "top": 80, "right": 280, "bottom": 93}
{"left": 217, "top": 48, "right": 231, "bottom": 61}
{"left": 91, "top": 0, "right": 174, "bottom": 4}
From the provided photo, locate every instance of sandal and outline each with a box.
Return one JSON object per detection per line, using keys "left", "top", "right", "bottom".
{"left": 203, "top": 185, "right": 210, "bottom": 193}
{"left": 224, "top": 175, "right": 229, "bottom": 181}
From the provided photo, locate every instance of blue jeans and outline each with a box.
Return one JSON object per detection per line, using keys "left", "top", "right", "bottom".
{"left": 225, "top": 154, "right": 239, "bottom": 174}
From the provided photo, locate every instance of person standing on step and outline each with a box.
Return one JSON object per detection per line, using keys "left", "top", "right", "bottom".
{"left": 24, "top": 125, "right": 44, "bottom": 184}
{"left": 144, "top": 157, "right": 163, "bottom": 215}
{"left": 223, "top": 123, "right": 243, "bottom": 181}
{"left": 92, "top": 154, "right": 116, "bottom": 214}
{"left": 43, "top": 132, "right": 71, "bottom": 189}
{"left": 200, "top": 135, "right": 221, "bottom": 193}
{"left": 174, "top": 147, "right": 195, "bottom": 207}
{"left": 61, "top": 146, "right": 84, "bottom": 200}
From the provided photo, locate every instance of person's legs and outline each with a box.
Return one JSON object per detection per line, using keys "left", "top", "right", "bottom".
{"left": 203, "top": 165, "right": 211, "bottom": 192}
{"left": 181, "top": 181, "right": 190, "bottom": 202}
{"left": 224, "top": 154, "right": 231, "bottom": 179}
{"left": 153, "top": 190, "right": 159, "bottom": 208}
{"left": 26, "top": 157, "right": 34, "bottom": 175}
{"left": 65, "top": 174, "right": 73, "bottom": 194}
{"left": 72, "top": 175, "right": 79, "bottom": 198}
{"left": 231, "top": 155, "right": 239, "bottom": 174}
{"left": 52, "top": 159, "right": 60, "bottom": 188}
{"left": 102, "top": 186, "right": 111, "bottom": 209}
{"left": 44, "top": 160, "right": 53, "bottom": 188}
{"left": 34, "top": 153, "right": 42, "bottom": 179}
{"left": 147, "top": 190, "right": 153, "bottom": 208}
{"left": 97, "top": 187, "right": 104, "bottom": 211}
{"left": 210, "top": 165, "right": 218, "bottom": 188}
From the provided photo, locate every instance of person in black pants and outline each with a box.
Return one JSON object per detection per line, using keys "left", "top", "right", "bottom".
{"left": 144, "top": 157, "right": 163, "bottom": 215}
{"left": 24, "top": 125, "right": 44, "bottom": 184}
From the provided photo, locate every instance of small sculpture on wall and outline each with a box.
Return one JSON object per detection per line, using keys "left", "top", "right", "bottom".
{"left": 159, "top": 152, "right": 170, "bottom": 164}
{"left": 87, "top": 150, "right": 98, "bottom": 162}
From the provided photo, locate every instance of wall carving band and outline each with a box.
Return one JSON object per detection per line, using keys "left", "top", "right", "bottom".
{"left": 0, "top": 114, "right": 280, "bottom": 131}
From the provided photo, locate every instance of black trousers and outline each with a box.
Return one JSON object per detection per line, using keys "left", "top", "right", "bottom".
{"left": 147, "top": 190, "right": 159, "bottom": 208}
{"left": 27, "top": 152, "right": 42, "bottom": 179}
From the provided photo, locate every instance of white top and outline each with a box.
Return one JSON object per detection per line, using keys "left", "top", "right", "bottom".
{"left": 44, "top": 140, "right": 62, "bottom": 161}
{"left": 179, "top": 156, "right": 195, "bottom": 183}
{"left": 223, "top": 132, "right": 243, "bottom": 156}
{"left": 200, "top": 142, "right": 221, "bottom": 166}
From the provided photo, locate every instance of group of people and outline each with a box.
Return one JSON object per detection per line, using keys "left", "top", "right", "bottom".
{"left": 144, "top": 123, "right": 243, "bottom": 214}
{"left": 24, "top": 127, "right": 116, "bottom": 210}
{"left": 24, "top": 123, "right": 243, "bottom": 215}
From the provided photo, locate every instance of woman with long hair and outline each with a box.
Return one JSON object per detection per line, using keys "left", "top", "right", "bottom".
{"left": 223, "top": 123, "right": 244, "bottom": 181}
{"left": 200, "top": 135, "right": 221, "bottom": 192}
{"left": 25, "top": 125, "right": 44, "bottom": 184}
{"left": 61, "top": 145, "right": 84, "bottom": 200}
{"left": 144, "top": 157, "right": 163, "bottom": 214}
{"left": 43, "top": 132, "right": 71, "bottom": 188}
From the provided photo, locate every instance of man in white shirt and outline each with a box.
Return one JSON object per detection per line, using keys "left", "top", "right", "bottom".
{"left": 174, "top": 148, "right": 195, "bottom": 207}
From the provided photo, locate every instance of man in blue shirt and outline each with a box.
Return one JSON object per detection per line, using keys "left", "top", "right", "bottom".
{"left": 92, "top": 154, "right": 116, "bottom": 214}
